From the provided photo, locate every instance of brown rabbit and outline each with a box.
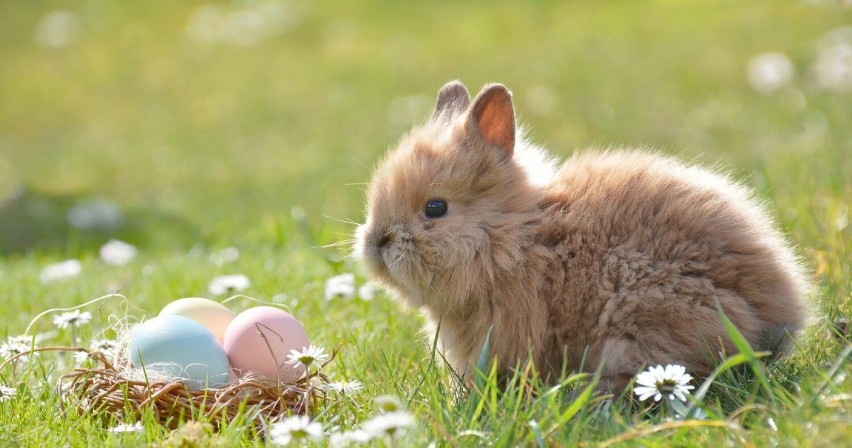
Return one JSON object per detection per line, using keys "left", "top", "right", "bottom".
{"left": 355, "top": 80, "right": 807, "bottom": 391}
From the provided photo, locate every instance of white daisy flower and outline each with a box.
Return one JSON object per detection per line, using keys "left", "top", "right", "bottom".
{"left": 814, "top": 41, "right": 852, "bottom": 92}
{"left": 90, "top": 338, "right": 121, "bottom": 357}
{"left": 358, "top": 283, "right": 376, "bottom": 301}
{"left": 286, "top": 345, "right": 330, "bottom": 368}
{"left": 107, "top": 421, "right": 144, "bottom": 433}
{"left": 0, "top": 340, "right": 30, "bottom": 360}
{"left": 324, "top": 273, "right": 355, "bottom": 300}
{"left": 39, "top": 259, "right": 82, "bottom": 284}
{"left": 0, "top": 385, "right": 16, "bottom": 403}
{"left": 373, "top": 395, "right": 403, "bottom": 413}
{"left": 208, "top": 274, "right": 251, "bottom": 296}
{"left": 329, "top": 429, "right": 374, "bottom": 447}
{"left": 209, "top": 246, "right": 240, "bottom": 265}
{"left": 99, "top": 239, "right": 137, "bottom": 266}
{"left": 633, "top": 364, "right": 695, "bottom": 402}
{"left": 7, "top": 335, "right": 34, "bottom": 345}
{"left": 269, "top": 415, "right": 324, "bottom": 445}
{"left": 34, "top": 10, "right": 82, "bottom": 50}
{"left": 325, "top": 380, "right": 364, "bottom": 394}
{"left": 362, "top": 411, "right": 415, "bottom": 439}
{"left": 0, "top": 335, "right": 41, "bottom": 364}
{"left": 747, "top": 52, "right": 795, "bottom": 94}
{"left": 52, "top": 310, "right": 92, "bottom": 329}
{"left": 813, "top": 27, "right": 852, "bottom": 92}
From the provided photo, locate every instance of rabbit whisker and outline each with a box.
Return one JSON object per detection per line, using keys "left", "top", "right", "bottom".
{"left": 322, "top": 215, "right": 362, "bottom": 226}
{"left": 319, "top": 239, "right": 357, "bottom": 249}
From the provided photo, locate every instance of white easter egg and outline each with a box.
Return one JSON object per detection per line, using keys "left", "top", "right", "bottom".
{"left": 223, "top": 306, "right": 309, "bottom": 382}
{"left": 130, "top": 315, "right": 231, "bottom": 389}
{"left": 158, "top": 297, "right": 235, "bottom": 343}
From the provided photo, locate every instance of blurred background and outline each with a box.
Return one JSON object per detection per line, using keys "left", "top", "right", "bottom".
{"left": 0, "top": 0, "right": 850, "bottom": 258}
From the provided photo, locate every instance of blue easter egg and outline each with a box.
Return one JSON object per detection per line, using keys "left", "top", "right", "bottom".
{"left": 129, "top": 315, "right": 231, "bottom": 389}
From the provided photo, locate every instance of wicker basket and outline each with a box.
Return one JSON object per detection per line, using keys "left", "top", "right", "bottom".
{"left": 5, "top": 347, "right": 333, "bottom": 430}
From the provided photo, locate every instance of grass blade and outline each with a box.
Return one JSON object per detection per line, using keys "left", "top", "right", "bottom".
{"left": 808, "top": 343, "right": 852, "bottom": 408}
{"left": 685, "top": 352, "right": 750, "bottom": 418}
{"left": 468, "top": 325, "right": 496, "bottom": 424}
{"left": 473, "top": 325, "right": 495, "bottom": 394}
{"left": 544, "top": 374, "right": 598, "bottom": 436}
{"left": 716, "top": 303, "right": 775, "bottom": 405}
{"left": 476, "top": 325, "right": 495, "bottom": 379}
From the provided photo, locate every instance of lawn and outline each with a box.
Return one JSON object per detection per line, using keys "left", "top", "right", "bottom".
{"left": 1, "top": 0, "right": 850, "bottom": 446}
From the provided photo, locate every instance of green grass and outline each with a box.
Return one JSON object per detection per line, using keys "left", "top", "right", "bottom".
{"left": 1, "top": 0, "right": 851, "bottom": 446}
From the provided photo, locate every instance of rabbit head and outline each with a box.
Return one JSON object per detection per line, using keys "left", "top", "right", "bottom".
{"left": 356, "top": 81, "right": 544, "bottom": 313}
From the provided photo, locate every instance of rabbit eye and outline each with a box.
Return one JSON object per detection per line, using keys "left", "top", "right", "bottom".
{"left": 424, "top": 199, "right": 448, "bottom": 218}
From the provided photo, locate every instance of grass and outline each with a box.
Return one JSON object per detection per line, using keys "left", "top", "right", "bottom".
{"left": 1, "top": 0, "right": 851, "bottom": 446}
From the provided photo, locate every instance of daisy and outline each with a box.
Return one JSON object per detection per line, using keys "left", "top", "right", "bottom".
{"left": 0, "top": 335, "right": 40, "bottom": 366}
{"left": 34, "top": 10, "right": 82, "bottom": 50}
{"left": 329, "top": 429, "right": 374, "bottom": 447}
{"left": 286, "top": 345, "right": 330, "bottom": 369}
{"left": 362, "top": 411, "right": 414, "bottom": 439}
{"left": 52, "top": 310, "right": 92, "bottom": 329}
{"left": 90, "top": 338, "right": 121, "bottom": 358}
{"left": 633, "top": 364, "right": 695, "bottom": 402}
{"left": 107, "top": 421, "right": 144, "bottom": 433}
{"left": 209, "top": 246, "right": 240, "bottom": 265}
{"left": 99, "top": 239, "right": 137, "bottom": 266}
{"left": 269, "top": 415, "right": 324, "bottom": 445}
{"left": 747, "top": 52, "right": 794, "bottom": 94}
{"left": 373, "top": 395, "right": 403, "bottom": 413}
{"left": 324, "top": 273, "right": 355, "bottom": 300}
{"left": 39, "top": 259, "right": 82, "bottom": 284}
{"left": 0, "top": 340, "right": 30, "bottom": 360}
{"left": 208, "top": 274, "right": 251, "bottom": 296}
{"left": 0, "top": 385, "right": 16, "bottom": 403}
{"left": 813, "top": 28, "right": 852, "bottom": 92}
{"left": 325, "top": 380, "right": 364, "bottom": 394}
{"left": 7, "top": 335, "right": 35, "bottom": 345}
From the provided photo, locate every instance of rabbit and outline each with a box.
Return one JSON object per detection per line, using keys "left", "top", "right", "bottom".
{"left": 355, "top": 80, "right": 808, "bottom": 392}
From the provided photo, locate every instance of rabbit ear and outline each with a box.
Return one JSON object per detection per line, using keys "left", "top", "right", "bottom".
{"left": 432, "top": 80, "right": 471, "bottom": 120}
{"left": 469, "top": 84, "right": 515, "bottom": 159}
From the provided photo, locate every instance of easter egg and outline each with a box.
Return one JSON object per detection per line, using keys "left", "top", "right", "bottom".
{"left": 223, "top": 306, "right": 309, "bottom": 382}
{"left": 159, "top": 297, "right": 235, "bottom": 343}
{"left": 130, "top": 315, "right": 231, "bottom": 389}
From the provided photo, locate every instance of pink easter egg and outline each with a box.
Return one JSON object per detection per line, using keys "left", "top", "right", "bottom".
{"left": 223, "top": 306, "right": 309, "bottom": 382}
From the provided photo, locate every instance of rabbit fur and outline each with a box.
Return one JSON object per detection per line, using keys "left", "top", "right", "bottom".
{"left": 355, "top": 80, "right": 807, "bottom": 391}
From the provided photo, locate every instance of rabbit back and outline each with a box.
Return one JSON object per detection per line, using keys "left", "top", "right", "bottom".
{"left": 536, "top": 150, "right": 807, "bottom": 386}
